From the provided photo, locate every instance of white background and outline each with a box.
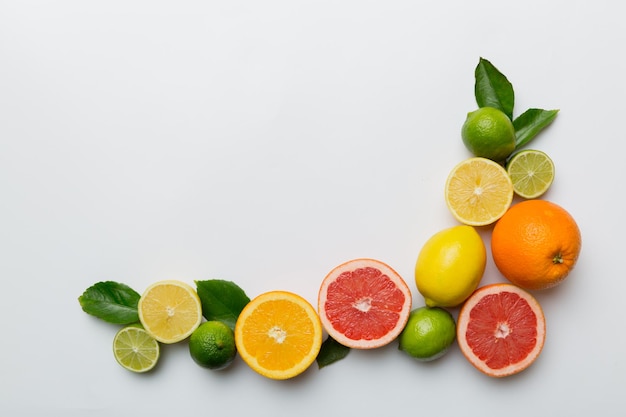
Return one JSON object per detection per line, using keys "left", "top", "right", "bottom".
{"left": 1, "top": 1, "right": 624, "bottom": 416}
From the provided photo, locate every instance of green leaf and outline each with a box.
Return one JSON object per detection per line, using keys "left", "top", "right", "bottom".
{"left": 475, "top": 57, "right": 515, "bottom": 119}
{"left": 195, "top": 279, "right": 250, "bottom": 330}
{"left": 78, "top": 281, "right": 140, "bottom": 324}
{"left": 316, "top": 336, "right": 351, "bottom": 369}
{"left": 513, "top": 108, "right": 559, "bottom": 149}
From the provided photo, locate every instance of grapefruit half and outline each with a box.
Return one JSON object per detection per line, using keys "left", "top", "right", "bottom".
{"left": 318, "top": 258, "right": 412, "bottom": 349}
{"left": 457, "top": 283, "right": 546, "bottom": 377}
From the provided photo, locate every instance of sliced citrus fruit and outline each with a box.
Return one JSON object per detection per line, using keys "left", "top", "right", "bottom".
{"left": 318, "top": 258, "right": 412, "bottom": 349}
{"left": 235, "top": 290, "right": 323, "bottom": 380}
{"left": 138, "top": 280, "right": 202, "bottom": 344}
{"left": 506, "top": 149, "right": 555, "bottom": 199}
{"left": 444, "top": 157, "right": 514, "bottom": 226}
{"left": 457, "top": 283, "right": 546, "bottom": 377}
{"left": 113, "top": 325, "right": 160, "bottom": 373}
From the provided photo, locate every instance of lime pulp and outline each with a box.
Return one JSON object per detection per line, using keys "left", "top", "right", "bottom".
{"left": 506, "top": 149, "right": 555, "bottom": 198}
{"left": 113, "top": 325, "right": 160, "bottom": 373}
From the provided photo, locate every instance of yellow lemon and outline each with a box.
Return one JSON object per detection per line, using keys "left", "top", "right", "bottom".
{"left": 138, "top": 280, "right": 202, "bottom": 344}
{"left": 444, "top": 157, "right": 513, "bottom": 227}
{"left": 415, "top": 225, "right": 486, "bottom": 307}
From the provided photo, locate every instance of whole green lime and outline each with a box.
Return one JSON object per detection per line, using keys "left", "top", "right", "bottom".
{"left": 189, "top": 321, "right": 237, "bottom": 370}
{"left": 398, "top": 306, "right": 456, "bottom": 361}
{"left": 461, "top": 107, "right": 516, "bottom": 162}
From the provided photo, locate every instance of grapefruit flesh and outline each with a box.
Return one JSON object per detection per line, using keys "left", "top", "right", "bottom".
{"left": 457, "top": 283, "right": 546, "bottom": 377}
{"left": 318, "top": 258, "right": 412, "bottom": 349}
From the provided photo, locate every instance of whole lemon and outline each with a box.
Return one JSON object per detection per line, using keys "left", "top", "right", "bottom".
{"left": 415, "top": 225, "right": 486, "bottom": 307}
{"left": 461, "top": 107, "right": 516, "bottom": 162}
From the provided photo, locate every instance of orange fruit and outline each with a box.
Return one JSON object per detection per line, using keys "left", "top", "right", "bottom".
{"left": 491, "top": 199, "right": 582, "bottom": 290}
{"left": 318, "top": 258, "right": 412, "bottom": 349}
{"left": 457, "top": 283, "right": 546, "bottom": 377}
{"left": 234, "top": 290, "right": 322, "bottom": 380}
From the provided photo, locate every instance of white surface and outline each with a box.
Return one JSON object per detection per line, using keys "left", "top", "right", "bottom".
{"left": 1, "top": 1, "right": 624, "bottom": 415}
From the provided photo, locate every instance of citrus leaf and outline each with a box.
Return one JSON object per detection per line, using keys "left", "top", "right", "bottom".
{"left": 513, "top": 108, "right": 559, "bottom": 149}
{"left": 475, "top": 57, "right": 515, "bottom": 119}
{"left": 196, "top": 279, "right": 250, "bottom": 330}
{"left": 316, "top": 336, "right": 350, "bottom": 369}
{"left": 78, "top": 281, "right": 140, "bottom": 324}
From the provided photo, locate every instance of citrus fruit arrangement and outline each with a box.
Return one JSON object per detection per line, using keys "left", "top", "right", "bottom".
{"left": 78, "top": 57, "right": 581, "bottom": 380}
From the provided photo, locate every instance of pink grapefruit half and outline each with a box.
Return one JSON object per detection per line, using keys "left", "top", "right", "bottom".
{"left": 457, "top": 283, "right": 546, "bottom": 377}
{"left": 318, "top": 258, "right": 412, "bottom": 349}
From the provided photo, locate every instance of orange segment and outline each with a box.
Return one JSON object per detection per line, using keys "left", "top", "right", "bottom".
{"left": 234, "top": 291, "right": 322, "bottom": 380}
{"left": 444, "top": 157, "right": 513, "bottom": 226}
{"left": 138, "top": 280, "right": 202, "bottom": 344}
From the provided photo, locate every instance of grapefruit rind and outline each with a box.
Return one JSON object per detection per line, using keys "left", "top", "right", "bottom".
{"left": 317, "top": 258, "right": 412, "bottom": 350}
{"left": 456, "top": 284, "right": 546, "bottom": 377}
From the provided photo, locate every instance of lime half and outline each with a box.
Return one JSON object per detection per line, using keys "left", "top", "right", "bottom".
{"left": 506, "top": 150, "right": 555, "bottom": 199}
{"left": 113, "top": 325, "right": 160, "bottom": 373}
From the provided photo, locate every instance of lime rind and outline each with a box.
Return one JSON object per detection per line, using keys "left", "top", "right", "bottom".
{"left": 399, "top": 307, "right": 456, "bottom": 361}
{"left": 507, "top": 150, "right": 555, "bottom": 199}
{"left": 113, "top": 326, "right": 160, "bottom": 373}
{"left": 461, "top": 107, "right": 516, "bottom": 162}
{"left": 189, "top": 321, "right": 237, "bottom": 370}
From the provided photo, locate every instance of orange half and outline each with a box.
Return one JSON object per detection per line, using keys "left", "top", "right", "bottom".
{"left": 234, "top": 291, "right": 323, "bottom": 380}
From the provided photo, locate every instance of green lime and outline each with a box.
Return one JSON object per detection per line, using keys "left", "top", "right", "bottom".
{"left": 461, "top": 107, "right": 516, "bottom": 162}
{"left": 113, "top": 325, "right": 160, "bottom": 373}
{"left": 506, "top": 149, "right": 555, "bottom": 199}
{"left": 398, "top": 306, "right": 456, "bottom": 361}
{"left": 189, "top": 321, "right": 237, "bottom": 370}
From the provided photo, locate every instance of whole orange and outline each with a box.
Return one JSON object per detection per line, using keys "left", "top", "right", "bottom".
{"left": 491, "top": 200, "right": 581, "bottom": 290}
